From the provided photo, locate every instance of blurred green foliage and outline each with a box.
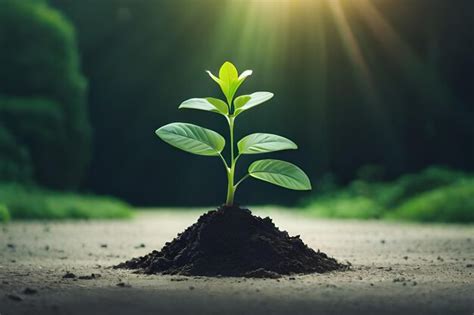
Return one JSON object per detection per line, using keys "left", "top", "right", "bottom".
{"left": 0, "top": 204, "right": 10, "bottom": 223}
{"left": 0, "top": 0, "right": 472, "bottom": 208}
{"left": 0, "top": 0, "right": 91, "bottom": 189}
{"left": 0, "top": 122, "right": 34, "bottom": 183}
{"left": 389, "top": 180, "right": 474, "bottom": 223}
{"left": 0, "top": 182, "right": 132, "bottom": 220}
{"left": 303, "top": 167, "right": 473, "bottom": 223}
{"left": 303, "top": 196, "right": 382, "bottom": 220}
{"left": 48, "top": 0, "right": 473, "bottom": 206}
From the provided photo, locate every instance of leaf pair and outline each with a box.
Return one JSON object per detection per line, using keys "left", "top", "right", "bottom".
{"left": 238, "top": 133, "right": 309, "bottom": 190}
{"left": 156, "top": 123, "right": 298, "bottom": 157}
{"left": 179, "top": 92, "right": 274, "bottom": 118}
{"left": 155, "top": 122, "right": 311, "bottom": 190}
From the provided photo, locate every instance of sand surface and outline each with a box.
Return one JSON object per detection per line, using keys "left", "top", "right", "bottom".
{"left": 1, "top": 209, "right": 473, "bottom": 315}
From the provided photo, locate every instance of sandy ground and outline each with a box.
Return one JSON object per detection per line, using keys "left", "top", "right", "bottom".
{"left": 0, "top": 208, "right": 473, "bottom": 315}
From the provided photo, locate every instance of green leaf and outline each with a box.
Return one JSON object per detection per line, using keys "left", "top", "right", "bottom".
{"left": 206, "top": 70, "right": 221, "bottom": 85}
{"left": 234, "top": 95, "right": 251, "bottom": 109}
{"left": 155, "top": 122, "right": 225, "bottom": 156}
{"left": 179, "top": 98, "right": 228, "bottom": 115}
{"left": 248, "top": 159, "right": 311, "bottom": 190}
{"left": 219, "top": 61, "right": 238, "bottom": 84}
{"left": 206, "top": 98, "right": 229, "bottom": 114}
{"left": 233, "top": 70, "right": 253, "bottom": 97}
{"left": 238, "top": 70, "right": 253, "bottom": 82}
{"left": 238, "top": 133, "right": 297, "bottom": 154}
{"left": 234, "top": 92, "right": 274, "bottom": 116}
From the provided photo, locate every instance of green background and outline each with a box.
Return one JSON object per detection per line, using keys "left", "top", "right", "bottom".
{"left": 1, "top": 0, "right": 473, "bottom": 208}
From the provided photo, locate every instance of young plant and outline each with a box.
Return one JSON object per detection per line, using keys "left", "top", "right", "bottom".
{"left": 156, "top": 61, "right": 311, "bottom": 206}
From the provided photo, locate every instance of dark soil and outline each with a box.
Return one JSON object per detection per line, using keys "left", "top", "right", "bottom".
{"left": 116, "top": 205, "right": 345, "bottom": 278}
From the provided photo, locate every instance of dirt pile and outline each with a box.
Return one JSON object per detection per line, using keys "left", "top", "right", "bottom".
{"left": 117, "top": 206, "right": 345, "bottom": 277}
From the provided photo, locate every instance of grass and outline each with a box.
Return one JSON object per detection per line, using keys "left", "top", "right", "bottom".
{"left": 302, "top": 166, "right": 474, "bottom": 223}
{"left": 303, "top": 196, "right": 383, "bottom": 219}
{"left": 388, "top": 180, "right": 474, "bottom": 223}
{"left": 0, "top": 182, "right": 133, "bottom": 221}
{"left": 0, "top": 204, "right": 10, "bottom": 222}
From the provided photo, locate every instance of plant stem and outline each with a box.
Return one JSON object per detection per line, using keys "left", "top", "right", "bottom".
{"left": 234, "top": 173, "right": 249, "bottom": 188}
{"left": 225, "top": 116, "right": 235, "bottom": 206}
{"left": 218, "top": 153, "right": 229, "bottom": 169}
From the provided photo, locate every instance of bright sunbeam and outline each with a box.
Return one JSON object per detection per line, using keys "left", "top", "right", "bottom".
{"left": 354, "top": 0, "right": 453, "bottom": 105}
{"left": 328, "top": 0, "right": 377, "bottom": 103}
{"left": 209, "top": 0, "right": 383, "bottom": 95}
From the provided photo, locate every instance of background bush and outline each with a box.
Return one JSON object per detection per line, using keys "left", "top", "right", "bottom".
{"left": 303, "top": 167, "right": 474, "bottom": 223}
{"left": 0, "top": 204, "right": 10, "bottom": 223}
{"left": 0, "top": 0, "right": 91, "bottom": 189}
{"left": 389, "top": 180, "right": 474, "bottom": 223}
{"left": 0, "top": 182, "right": 132, "bottom": 220}
{"left": 0, "top": 122, "right": 33, "bottom": 183}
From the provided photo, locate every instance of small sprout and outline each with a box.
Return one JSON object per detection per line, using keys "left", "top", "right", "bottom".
{"left": 156, "top": 61, "right": 312, "bottom": 206}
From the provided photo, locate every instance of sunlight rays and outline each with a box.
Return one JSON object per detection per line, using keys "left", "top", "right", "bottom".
{"left": 327, "top": 0, "right": 378, "bottom": 105}
{"left": 206, "top": 0, "right": 451, "bottom": 117}
{"left": 355, "top": 0, "right": 453, "bottom": 105}
{"left": 208, "top": 0, "right": 381, "bottom": 99}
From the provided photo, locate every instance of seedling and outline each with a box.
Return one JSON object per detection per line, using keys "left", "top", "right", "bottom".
{"left": 156, "top": 61, "right": 311, "bottom": 206}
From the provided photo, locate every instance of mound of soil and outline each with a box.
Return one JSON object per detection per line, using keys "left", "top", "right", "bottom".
{"left": 116, "top": 206, "right": 345, "bottom": 277}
